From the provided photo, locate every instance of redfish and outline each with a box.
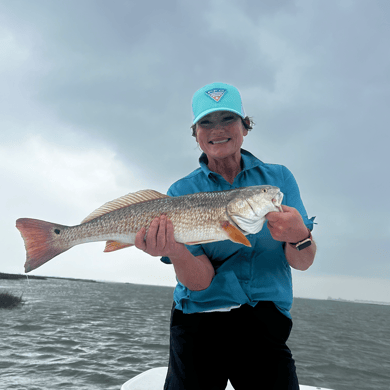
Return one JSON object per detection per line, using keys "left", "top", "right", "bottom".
{"left": 16, "top": 185, "right": 283, "bottom": 273}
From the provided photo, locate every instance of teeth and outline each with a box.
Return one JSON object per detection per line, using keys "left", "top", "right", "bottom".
{"left": 211, "top": 139, "right": 229, "bottom": 144}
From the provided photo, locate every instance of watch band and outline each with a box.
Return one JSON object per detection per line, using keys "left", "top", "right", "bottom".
{"left": 289, "top": 230, "right": 312, "bottom": 251}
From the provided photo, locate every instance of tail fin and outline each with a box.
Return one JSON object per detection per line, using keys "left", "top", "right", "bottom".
{"left": 16, "top": 218, "right": 71, "bottom": 273}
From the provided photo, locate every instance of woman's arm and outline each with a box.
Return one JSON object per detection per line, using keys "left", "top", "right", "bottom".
{"left": 284, "top": 236, "right": 316, "bottom": 271}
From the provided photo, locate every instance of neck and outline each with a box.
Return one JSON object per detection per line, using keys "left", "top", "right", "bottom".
{"left": 207, "top": 153, "right": 242, "bottom": 185}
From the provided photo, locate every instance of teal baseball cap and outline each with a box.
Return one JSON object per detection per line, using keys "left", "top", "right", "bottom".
{"left": 192, "top": 82, "right": 246, "bottom": 124}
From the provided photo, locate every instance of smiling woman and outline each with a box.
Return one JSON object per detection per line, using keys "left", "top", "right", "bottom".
{"left": 133, "top": 82, "right": 316, "bottom": 390}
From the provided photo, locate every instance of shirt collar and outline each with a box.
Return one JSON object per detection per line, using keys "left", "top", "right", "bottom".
{"left": 199, "top": 148, "right": 261, "bottom": 178}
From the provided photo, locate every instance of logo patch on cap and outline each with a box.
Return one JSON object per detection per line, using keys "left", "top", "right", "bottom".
{"left": 205, "top": 88, "right": 227, "bottom": 102}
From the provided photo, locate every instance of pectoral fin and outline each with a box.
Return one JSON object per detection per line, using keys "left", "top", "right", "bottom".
{"left": 220, "top": 221, "right": 251, "bottom": 247}
{"left": 104, "top": 241, "right": 133, "bottom": 252}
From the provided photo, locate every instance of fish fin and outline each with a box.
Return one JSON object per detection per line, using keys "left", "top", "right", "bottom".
{"left": 16, "top": 218, "right": 72, "bottom": 273}
{"left": 104, "top": 241, "right": 133, "bottom": 252}
{"left": 185, "top": 239, "right": 220, "bottom": 245}
{"left": 81, "top": 190, "right": 170, "bottom": 223}
{"left": 220, "top": 221, "right": 251, "bottom": 247}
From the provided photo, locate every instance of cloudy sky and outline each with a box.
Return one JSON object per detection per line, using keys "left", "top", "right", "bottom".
{"left": 1, "top": 0, "right": 389, "bottom": 302}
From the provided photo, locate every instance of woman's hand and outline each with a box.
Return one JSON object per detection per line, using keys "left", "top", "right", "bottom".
{"left": 266, "top": 205, "right": 309, "bottom": 244}
{"left": 134, "top": 214, "right": 215, "bottom": 290}
{"left": 266, "top": 205, "right": 316, "bottom": 271}
{"left": 134, "top": 214, "right": 187, "bottom": 257}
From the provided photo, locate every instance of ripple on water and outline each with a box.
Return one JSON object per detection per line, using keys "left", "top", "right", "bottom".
{"left": 2, "top": 280, "right": 390, "bottom": 390}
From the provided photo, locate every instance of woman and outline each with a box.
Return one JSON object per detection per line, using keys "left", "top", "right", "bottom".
{"left": 135, "top": 82, "right": 316, "bottom": 389}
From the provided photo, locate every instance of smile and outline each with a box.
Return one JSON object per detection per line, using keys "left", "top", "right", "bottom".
{"left": 210, "top": 138, "right": 230, "bottom": 144}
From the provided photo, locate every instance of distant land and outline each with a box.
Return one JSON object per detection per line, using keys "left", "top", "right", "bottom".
{"left": 0, "top": 272, "right": 98, "bottom": 283}
{"left": 0, "top": 272, "right": 47, "bottom": 280}
{"left": 2, "top": 272, "right": 389, "bottom": 306}
{"left": 326, "top": 296, "right": 390, "bottom": 306}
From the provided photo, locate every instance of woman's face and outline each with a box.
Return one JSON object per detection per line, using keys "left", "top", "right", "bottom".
{"left": 195, "top": 111, "right": 248, "bottom": 162}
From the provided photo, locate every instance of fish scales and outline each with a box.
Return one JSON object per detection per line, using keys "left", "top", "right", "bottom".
{"left": 76, "top": 191, "right": 232, "bottom": 244}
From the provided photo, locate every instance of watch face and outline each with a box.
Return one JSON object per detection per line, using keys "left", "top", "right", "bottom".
{"left": 297, "top": 240, "right": 312, "bottom": 251}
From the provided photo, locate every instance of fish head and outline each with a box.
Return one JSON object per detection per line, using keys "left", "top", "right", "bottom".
{"left": 247, "top": 185, "right": 283, "bottom": 212}
{"left": 227, "top": 186, "right": 283, "bottom": 235}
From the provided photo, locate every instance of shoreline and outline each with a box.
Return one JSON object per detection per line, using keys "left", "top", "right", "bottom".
{"left": 0, "top": 272, "right": 97, "bottom": 283}
{"left": 2, "top": 272, "right": 389, "bottom": 306}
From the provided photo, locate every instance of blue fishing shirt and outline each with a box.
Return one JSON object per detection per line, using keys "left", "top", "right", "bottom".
{"left": 161, "top": 149, "right": 314, "bottom": 318}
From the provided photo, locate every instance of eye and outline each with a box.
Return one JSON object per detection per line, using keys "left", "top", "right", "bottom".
{"left": 261, "top": 188, "right": 268, "bottom": 193}
{"left": 222, "top": 115, "right": 236, "bottom": 122}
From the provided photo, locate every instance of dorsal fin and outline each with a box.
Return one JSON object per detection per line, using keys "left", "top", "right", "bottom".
{"left": 81, "top": 190, "right": 170, "bottom": 224}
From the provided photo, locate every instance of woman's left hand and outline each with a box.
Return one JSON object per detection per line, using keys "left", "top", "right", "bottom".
{"left": 266, "top": 205, "right": 309, "bottom": 243}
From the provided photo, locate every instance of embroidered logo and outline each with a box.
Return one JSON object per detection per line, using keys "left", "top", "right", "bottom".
{"left": 205, "top": 88, "right": 227, "bottom": 102}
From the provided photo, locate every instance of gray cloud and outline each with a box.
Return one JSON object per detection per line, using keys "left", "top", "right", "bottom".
{"left": 1, "top": 0, "right": 389, "bottom": 284}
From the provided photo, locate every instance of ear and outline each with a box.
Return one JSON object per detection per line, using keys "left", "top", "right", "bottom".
{"left": 194, "top": 125, "right": 198, "bottom": 142}
{"left": 243, "top": 119, "right": 249, "bottom": 137}
{"left": 241, "top": 117, "right": 250, "bottom": 137}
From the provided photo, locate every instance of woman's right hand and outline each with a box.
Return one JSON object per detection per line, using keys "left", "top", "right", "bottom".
{"left": 135, "top": 214, "right": 215, "bottom": 291}
{"left": 134, "top": 214, "right": 187, "bottom": 258}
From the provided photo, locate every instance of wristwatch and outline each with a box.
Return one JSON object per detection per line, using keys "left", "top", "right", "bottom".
{"left": 289, "top": 230, "right": 312, "bottom": 251}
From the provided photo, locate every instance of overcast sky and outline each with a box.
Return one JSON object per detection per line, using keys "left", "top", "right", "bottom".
{"left": 1, "top": 0, "right": 389, "bottom": 302}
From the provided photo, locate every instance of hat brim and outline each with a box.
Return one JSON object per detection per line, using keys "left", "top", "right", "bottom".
{"left": 193, "top": 108, "right": 245, "bottom": 125}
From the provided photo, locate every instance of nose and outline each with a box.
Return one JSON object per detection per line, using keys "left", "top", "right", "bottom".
{"left": 211, "top": 121, "right": 226, "bottom": 131}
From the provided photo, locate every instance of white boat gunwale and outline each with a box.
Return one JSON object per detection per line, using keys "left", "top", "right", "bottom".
{"left": 121, "top": 367, "right": 334, "bottom": 390}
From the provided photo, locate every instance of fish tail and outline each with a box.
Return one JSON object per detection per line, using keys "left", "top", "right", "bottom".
{"left": 16, "top": 218, "right": 71, "bottom": 273}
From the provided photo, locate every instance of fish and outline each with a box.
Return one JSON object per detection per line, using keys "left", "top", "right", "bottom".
{"left": 16, "top": 185, "right": 283, "bottom": 273}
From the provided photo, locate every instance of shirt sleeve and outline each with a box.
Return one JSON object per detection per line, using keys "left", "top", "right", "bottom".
{"left": 281, "top": 166, "right": 316, "bottom": 231}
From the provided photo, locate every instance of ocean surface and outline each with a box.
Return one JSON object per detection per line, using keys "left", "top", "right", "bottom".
{"left": 1, "top": 278, "right": 389, "bottom": 390}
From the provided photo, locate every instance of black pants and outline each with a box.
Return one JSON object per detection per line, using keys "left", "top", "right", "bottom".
{"left": 164, "top": 301, "right": 299, "bottom": 390}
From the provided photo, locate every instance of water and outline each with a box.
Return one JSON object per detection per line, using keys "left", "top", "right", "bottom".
{"left": 1, "top": 278, "right": 389, "bottom": 390}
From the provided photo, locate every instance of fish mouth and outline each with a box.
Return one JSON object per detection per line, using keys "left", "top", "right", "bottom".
{"left": 209, "top": 138, "right": 231, "bottom": 145}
